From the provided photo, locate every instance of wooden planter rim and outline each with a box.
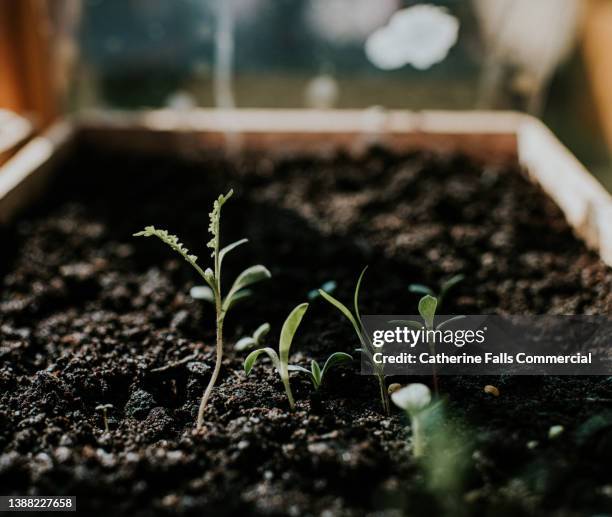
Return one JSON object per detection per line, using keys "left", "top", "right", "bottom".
{"left": 1, "top": 109, "right": 611, "bottom": 267}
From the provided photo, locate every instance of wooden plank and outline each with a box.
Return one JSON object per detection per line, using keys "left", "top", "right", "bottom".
{"left": 582, "top": 0, "right": 612, "bottom": 152}
{"left": 518, "top": 116, "right": 612, "bottom": 265}
{"left": 77, "top": 109, "right": 519, "bottom": 164}
{"left": 0, "top": 0, "right": 57, "bottom": 128}
{"left": 0, "top": 121, "right": 73, "bottom": 224}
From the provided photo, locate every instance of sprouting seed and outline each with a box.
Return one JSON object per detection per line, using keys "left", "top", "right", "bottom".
{"left": 288, "top": 352, "right": 352, "bottom": 391}
{"left": 244, "top": 303, "right": 309, "bottom": 411}
{"left": 391, "top": 383, "right": 432, "bottom": 458}
{"left": 135, "top": 190, "right": 271, "bottom": 429}
{"left": 235, "top": 322, "right": 271, "bottom": 352}
{"left": 95, "top": 404, "right": 113, "bottom": 433}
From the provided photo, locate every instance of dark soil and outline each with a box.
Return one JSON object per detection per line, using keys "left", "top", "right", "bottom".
{"left": 1, "top": 144, "right": 611, "bottom": 516}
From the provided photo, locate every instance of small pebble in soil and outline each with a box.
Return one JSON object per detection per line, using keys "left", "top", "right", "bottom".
{"left": 387, "top": 383, "right": 402, "bottom": 394}
{"left": 484, "top": 385, "right": 500, "bottom": 397}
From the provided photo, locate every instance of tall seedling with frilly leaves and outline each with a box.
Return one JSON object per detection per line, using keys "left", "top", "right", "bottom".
{"left": 318, "top": 267, "right": 391, "bottom": 415}
{"left": 134, "top": 190, "right": 271, "bottom": 429}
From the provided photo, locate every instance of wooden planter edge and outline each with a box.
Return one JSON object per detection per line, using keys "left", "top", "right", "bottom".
{"left": 0, "top": 109, "right": 611, "bottom": 267}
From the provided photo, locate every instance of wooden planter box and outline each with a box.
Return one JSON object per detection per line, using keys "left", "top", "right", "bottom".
{"left": 1, "top": 109, "right": 611, "bottom": 267}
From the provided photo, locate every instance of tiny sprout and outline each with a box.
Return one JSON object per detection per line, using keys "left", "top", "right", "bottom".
{"left": 235, "top": 322, "right": 271, "bottom": 352}
{"left": 388, "top": 383, "right": 402, "bottom": 395}
{"left": 392, "top": 293, "right": 465, "bottom": 394}
{"left": 95, "top": 404, "right": 113, "bottom": 433}
{"left": 483, "top": 385, "right": 500, "bottom": 397}
{"left": 308, "top": 280, "right": 337, "bottom": 301}
{"left": 548, "top": 425, "right": 564, "bottom": 439}
{"left": 318, "top": 267, "right": 391, "bottom": 415}
{"left": 244, "top": 303, "right": 309, "bottom": 411}
{"left": 391, "top": 383, "right": 432, "bottom": 457}
{"left": 135, "top": 190, "right": 271, "bottom": 429}
{"left": 289, "top": 352, "right": 352, "bottom": 391}
{"left": 409, "top": 274, "right": 464, "bottom": 309}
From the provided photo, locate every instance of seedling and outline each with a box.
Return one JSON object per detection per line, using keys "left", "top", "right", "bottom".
{"left": 234, "top": 322, "right": 271, "bottom": 352}
{"left": 318, "top": 267, "right": 391, "bottom": 415}
{"left": 408, "top": 274, "right": 464, "bottom": 310}
{"left": 288, "top": 352, "right": 352, "bottom": 390}
{"left": 307, "top": 280, "right": 337, "bottom": 301}
{"left": 244, "top": 303, "right": 309, "bottom": 411}
{"left": 391, "top": 384, "right": 432, "bottom": 457}
{"left": 95, "top": 404, "right": 113, "bottom": 433}
{"left": 392, "top": 294, "right": 464, "bottom": 394}
{"left": 134, "top": 190, "right": 271, "bottom": 429}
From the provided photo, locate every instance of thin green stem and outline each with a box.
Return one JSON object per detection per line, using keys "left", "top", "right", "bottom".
{"left": 197, "top": 311, "right": 224, "bottom": 429}
{"left": 378, "top": 374, "right": 390, "bottom": 415}
{"left": 282, "top": 374, "right": 296, "bottom": 411}
{"left": 411, "top": 415, "right": 425, "bottom": 458}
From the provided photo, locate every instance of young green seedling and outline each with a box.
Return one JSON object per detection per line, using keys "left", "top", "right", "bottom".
{"left": 134, "top": 190, "right": 271, "bottom": 429}
{"left": 409, "top": 274, "right": 464, "bottom": 310}
{"left": 391, "top": 383, "right": 432, "bottom": 458}
{"left": 244, "top": 303, "right": 309, "bottom": 411}
{"left": 234, "top": 322, "right": 271, "bottom": 352}
{"left": 95, "top": 404, "right": 113, "bottom": 433}
{"left": 392, "top": 294, "right": 464, "bottom": 394}
{"left": 288, "top": 352, "right": 352, "bottom": 390}
{"left": 317, "top": 267, "right": 391, "bottom": 415}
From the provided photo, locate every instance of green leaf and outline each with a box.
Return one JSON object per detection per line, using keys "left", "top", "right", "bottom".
{"left": 207, "top": 190, "right": 233, "bottom": 252}
{"left": 388, "top": 319, "right": 424, "bottom": 330}
{"left": 354, "top": 266, "right": 368, "bottom": 323}
{"left": 321, "top": 352, "right": 352, "bottom": 378}
{"left": 311, "top": 360, "right": 322, "bottom": 388}
{"left": 190, "top": 285, "right": 215, "bottom": 303}
{"left": 279, "top": 303, "right": 309, "bottom": 368}
{"left": 244, "top": 347, "right": 279, "bottom": 375}
{"left": 224, "top": 265, "right": 271, "bottom": 310}
{"left": 319, "top": 290, "right": 362, "bottom": 339}
{"left": 436, "top": 315, "right": 466, "bottom": 330}
{"left": 253, "top": 322, "right": 271, "bottom": 343}
{"left": 219, "top": 238, "right": 248, "bottom": 266}
{"left": 133, "top": 226, "right": 206, "bottom": 280}
{"left": 418, "top": 295, "right": 438, "bottom": 329}
{"left": 409, "top": 284, "right": 435, "bottom": 296}
{"left": 234, "top": 336, "right": 257, "bottom": 352}
{"left": 225, "top": 289, "right": 252, "bottom": 310}
{"left": 287, "top": 364, "right": 311, "bottom": 374}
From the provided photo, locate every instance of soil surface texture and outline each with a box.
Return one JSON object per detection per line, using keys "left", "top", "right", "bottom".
{"left": 1, "top": 145, "right": 611, "bottom": 516}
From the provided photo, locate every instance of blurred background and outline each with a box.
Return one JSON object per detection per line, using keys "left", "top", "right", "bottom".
{"left": 2, "top": 0, "right": 612, "bottom": 190}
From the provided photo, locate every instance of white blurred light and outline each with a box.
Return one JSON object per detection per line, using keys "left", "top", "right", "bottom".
{"left": 365, "top": 4, "right": 459, "bottom": 71}
{"left": 304, "top": 74, "right": 340, "bottom": 109}
{"left": 165, "top": 91, "right": 197, "bottom": 110}
{"left": 307, "top": 0, "right": 399, "bottom": 44}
